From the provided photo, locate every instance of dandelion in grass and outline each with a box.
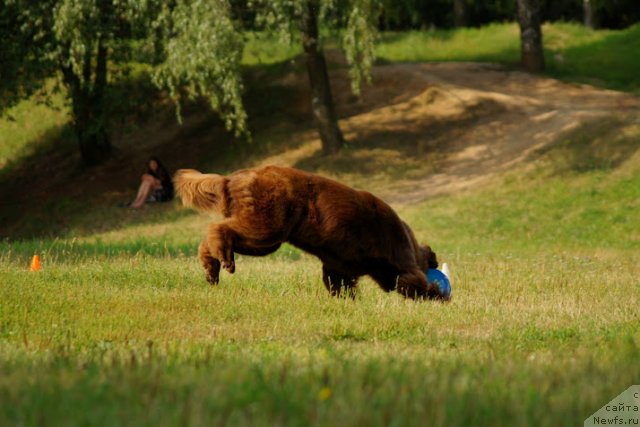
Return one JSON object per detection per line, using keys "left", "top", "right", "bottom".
{"left": 318, "top": 387, "right": 332, "bottom": 401}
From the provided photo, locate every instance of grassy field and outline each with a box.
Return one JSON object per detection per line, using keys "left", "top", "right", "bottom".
{"left": 375, "top": 23, "right": 640, "bottom": 92}
{"left": 2, "top": 120, "right": 640, "bottom": 425}
{"left": 1, "top": 22, "right": 640, "bottom": 427}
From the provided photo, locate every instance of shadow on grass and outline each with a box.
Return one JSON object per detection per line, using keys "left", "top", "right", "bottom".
{"left": 0, "top": 55, "right": 326, "bottom": 241}
{"left": 0, "top": 237, "right": 198, "bottom": 263}
{"left": 531, "top": 115, "right": 640, "bottom": 175}
{"left": 2, "top": 34, "right": 638, "bottom": 241}
{"left": 0, "top": 235, "right": 306, "bottom": 264}
{"left": 294, "top": 98, "right": 506, "bottom": 181}
{"left": 0, "top": 77, "right": 236, "bottom": 241}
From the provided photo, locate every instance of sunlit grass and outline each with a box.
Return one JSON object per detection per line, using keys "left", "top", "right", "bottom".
{"left": 1, "top": 246, "right": 638, "bottom": 425}
{"left": 376, "top": 23, "right": 521, "bottom": 64}
{"left": 543, "top": 23, "right": 640, "bottom": 90}
{"left": 0, "top": 88, "right": 69, "bottom": 169}
{"left": 376, "top": 22, "right": 640, "bottom": 93}
{"left": 242, "top": 32, "right": 302, "bottom": 67}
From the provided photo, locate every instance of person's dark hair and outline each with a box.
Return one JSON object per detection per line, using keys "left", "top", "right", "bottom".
{"left": 147, "top": 157, "right": 174, "bottom": 197}
{"left": 147, "top": 157, "right": 170, "bottom": 179}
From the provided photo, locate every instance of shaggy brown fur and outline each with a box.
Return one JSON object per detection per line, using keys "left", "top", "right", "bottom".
{"left": 174, "top": 165, "right": 445, "bottom": 299}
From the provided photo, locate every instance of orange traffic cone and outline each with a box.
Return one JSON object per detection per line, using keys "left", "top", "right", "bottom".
{"left": 30, "top": 255, "right": 41, "bottom": 272}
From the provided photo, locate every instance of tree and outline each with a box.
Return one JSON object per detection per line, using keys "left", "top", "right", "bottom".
{"left": 453, "top": 0, "right": 468, "bottom": 27}
{"left": 158, "top": 0, "right": 381, "bottom": 155}
{"left": 583, "top": 0, "right": 595, "bottom": 28}
{"left": 55, "top": 0, "right": 115, "bottom": 165}
{"left": 0, "top": 2, "right": 47, "bottom": 112}
{"left": 2, "top": 0, "right": 380, "bottom": 165}
{"left": 301, "top": 0, "right": 344, "bottom": 154}
{"left": 1, "top": 0, "right": 248, "bottom": 166}
{"left": 1, "top": 0, "right": 139, "bottom": 165}
{"left": 516, "top": 0, "right": 545, "bottom": 72}
{"left": 250, "top": 0, "right": 380, "bottom": 154}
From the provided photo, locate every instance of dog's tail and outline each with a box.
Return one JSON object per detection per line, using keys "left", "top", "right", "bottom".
{"left": 173, "top": 169, "right": 229, "bottom": 214}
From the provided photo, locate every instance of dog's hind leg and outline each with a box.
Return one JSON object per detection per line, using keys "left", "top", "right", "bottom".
{"left": 206, "top": 222, "right": 236, "bottom": 274}
{"left": 199, "top": 239, "right": 221, "bottom": 285}
{"left": 322, "top": 266, "right": 358, "bottom": 299}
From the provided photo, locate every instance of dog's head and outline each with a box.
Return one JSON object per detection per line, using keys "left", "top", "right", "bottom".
{"left": 419, "top": 245, "right": 438, "bottom": 271}
{"left": 400, "top": 220, "right": 438, "bottom": 271}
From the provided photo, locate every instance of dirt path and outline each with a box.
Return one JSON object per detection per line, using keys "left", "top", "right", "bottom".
{"left": 258, "top": 62, "right": 640, "bottom": 204}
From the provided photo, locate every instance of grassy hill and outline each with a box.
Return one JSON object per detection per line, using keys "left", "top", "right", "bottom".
{"left": 1, "top": 23, "right": 639, "bottom": 426}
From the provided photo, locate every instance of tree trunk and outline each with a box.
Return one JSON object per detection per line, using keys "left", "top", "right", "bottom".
{"left": 516, "top": 0, "right": 545, "bottom": 72}
{"left": 74, "top": 99, "right": 111, "bottom": 167}
{"left": 85, "top": 36, "right": 111, "bottom": 165}
{"left": 62, "top": 38, "right": 112, "bottom": 166}
{"left": 453, "top": 0, "right": 467, "bottom": 28}
{"left": 583, "top": 0, "right": 595, "bottom": 28}
{"left": 301, "top": 0, "right": 344, "bottom": 155}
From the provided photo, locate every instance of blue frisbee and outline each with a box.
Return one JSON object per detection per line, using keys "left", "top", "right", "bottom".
{"left": 426, "top": 268, "right": 451, "bottom": 300}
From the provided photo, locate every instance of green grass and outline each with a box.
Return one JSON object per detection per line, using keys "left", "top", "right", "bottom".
{"left": 242, "top": 32, "right": 302, "bottom": 67}
{"left": 543, "top": 23, "right": 640, "bottom": 92}
{"left": 0, "top": 88, "right": 68, "bottom": 170}
{"left": 375, "top": 22, "right": 640, "bottom": 93}
{"left": 398, "top": 119, "right": 640, "bottom": 261}
{"left": 376, "top": 23, "right": 522, "bottom": 64}
{"left": 2, "top": 116, "right": 640, "bottom": 426}
{"left": 1, "top": 248, "right": 638, "bottom": 426}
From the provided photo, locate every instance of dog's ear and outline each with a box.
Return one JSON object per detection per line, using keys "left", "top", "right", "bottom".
{"left": 420, "top": 245, "right": 438, "bottom": 270}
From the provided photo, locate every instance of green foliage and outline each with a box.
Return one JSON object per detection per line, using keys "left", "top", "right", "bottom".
{"left": 2, "top": 0, "right": 382, "bottom": 157}
{"left": 2, "top": 0, "right": 162, "bottom": 163}
{"left": 341, "top": 0, "right": 380, "bottom": 94}
{"left": 153, "top": 0, "right": 248, "bottom": 135}
{"left": 1, "top": 22, "right": 638, "bottom": 173}
{"left": 250, "top": 0, "right": 381, "bottom": 95}
{"left": 53, "top": 0, "right": 106, "bottom": 84}
{"left": 0, "top": 1, "right": 57, "bottom": 111}
{"left": 377, "top": 0, "right": 639, "bottom": 30}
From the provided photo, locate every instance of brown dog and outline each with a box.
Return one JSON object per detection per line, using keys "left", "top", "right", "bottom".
{"left": 174, "top": 165, "right": 444, "bottom": 299}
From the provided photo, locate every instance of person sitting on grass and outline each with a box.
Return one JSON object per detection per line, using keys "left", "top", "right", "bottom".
{"left": 129, "top": 157, "right": 174, "bottom": 209}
